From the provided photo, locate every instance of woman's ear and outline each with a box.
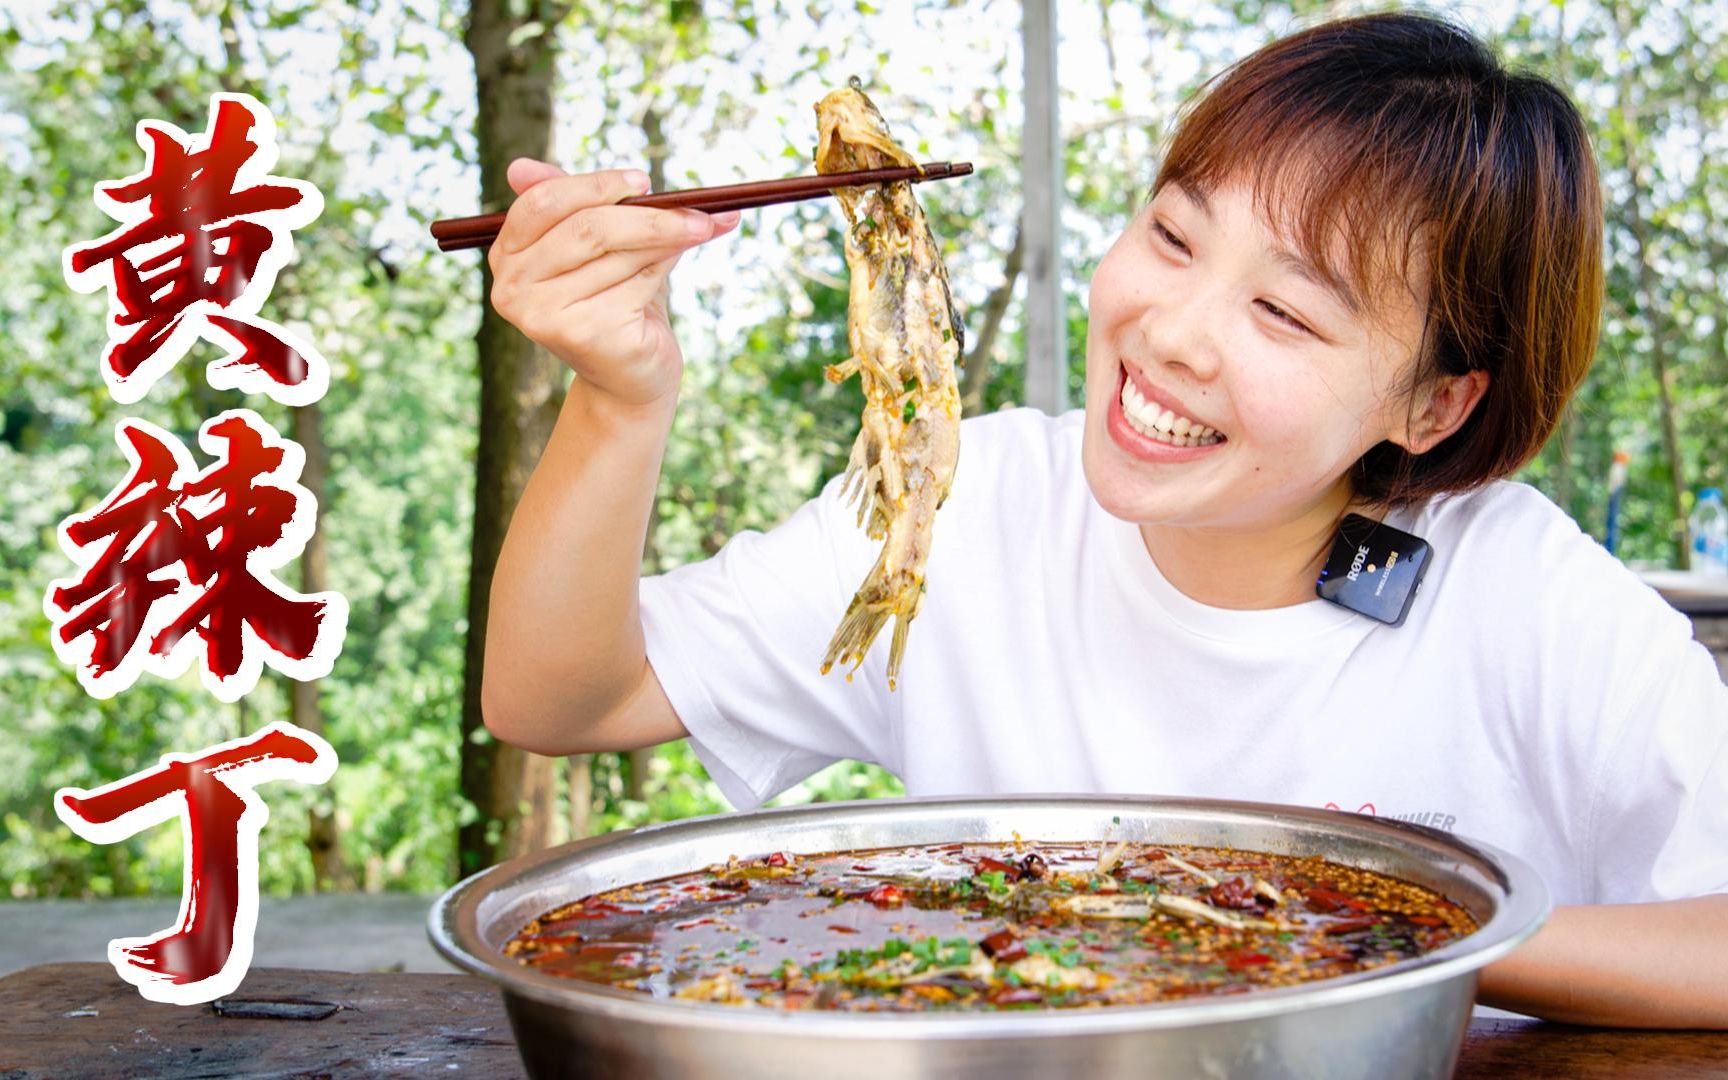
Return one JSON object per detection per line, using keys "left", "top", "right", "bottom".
{"left": 1397, "top": 370, "right": 1490, "bottom": 454}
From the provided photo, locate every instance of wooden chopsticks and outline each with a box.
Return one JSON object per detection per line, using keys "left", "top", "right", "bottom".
{"left": 430, "top": 161, "right": 974, "bottom": 252}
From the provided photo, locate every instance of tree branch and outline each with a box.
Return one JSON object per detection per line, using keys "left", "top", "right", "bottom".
{"left": 960, "top": 220, "right": 1025, "bottom": 417}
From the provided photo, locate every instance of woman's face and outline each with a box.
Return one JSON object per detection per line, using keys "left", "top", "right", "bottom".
{"left": 1081, "top": 179, "right": 1429, "bottom": 530}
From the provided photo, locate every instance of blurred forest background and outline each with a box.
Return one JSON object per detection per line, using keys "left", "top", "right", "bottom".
{"left": 1, "top": 0, "right": 1722, "bottom": 899}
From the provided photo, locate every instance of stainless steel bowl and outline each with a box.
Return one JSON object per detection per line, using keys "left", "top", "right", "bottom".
{"left": 430, "top": 795, "right": 1548, "bottom": 1080}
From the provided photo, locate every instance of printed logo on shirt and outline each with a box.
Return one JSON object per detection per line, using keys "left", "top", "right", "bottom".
{"left": 1388, "top": 809, "right": 1457, "bottom": 831}
{"left": 1324, "top": 801, "right": 1377, "bottom": 815}
{"left": 1323, "top": 801, "right": 1457, "bottom": 833}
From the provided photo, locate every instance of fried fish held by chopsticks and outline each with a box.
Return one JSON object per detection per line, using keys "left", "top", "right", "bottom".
{"left": 813, "top": 81, "right": 965, "bottom": 691}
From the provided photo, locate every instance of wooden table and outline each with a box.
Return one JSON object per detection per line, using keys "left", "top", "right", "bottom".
{"left": 2, "top": 963, "right": 1723, "bottom": 1078}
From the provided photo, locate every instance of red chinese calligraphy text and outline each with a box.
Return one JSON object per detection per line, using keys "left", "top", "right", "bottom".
{"left": 62, "top": 92, "right": 327, "bottom": 405}
{"left": 46, "top": 408, "right": 348, "bottom": 701}
{"left": 55, "top": 723, "right": 338, "bottom": 1005}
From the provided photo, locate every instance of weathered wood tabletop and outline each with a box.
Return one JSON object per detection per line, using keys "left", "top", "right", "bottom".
{"left": 2, "top": 963, "right": 1724, "bottom": 1078}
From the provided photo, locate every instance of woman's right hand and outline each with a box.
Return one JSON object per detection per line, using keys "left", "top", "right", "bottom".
{"left": 485, "top": 159, "right": 741, "bottom": 409}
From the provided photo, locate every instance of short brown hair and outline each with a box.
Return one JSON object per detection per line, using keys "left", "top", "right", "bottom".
{"left": 1151, "top": 10, "right": 1603, "bottom": 505}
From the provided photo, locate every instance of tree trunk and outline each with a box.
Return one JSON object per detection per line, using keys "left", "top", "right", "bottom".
{"left": 1094, "top": 0, "right": 1139, "bottom": 220}
{"left": 621, "top": 104, "right": 673, "bottom": 803}
{"left": 1547, "top": 0, "right": 1575, "bottom": 517}
{"left": 960, "top": 223, "right": 1025, "bottom": 416}
{"left": 217, "top": 0, "right": 352, "bottom": 889}
{"left": 458, "top": 0, "right": 571, "bottom": 875}
{"left": 293, "top": 402, "right": 354, "bottom": 891}
{"left": 1612, "top": 3, "right": 1688, "bottom": 566}
{"left": 1552, "top": 411, "right": 1576, "bottom": 519}
{"left": 568, "top": 756, "right": 593, "bottom": 839}
{"left": 1626, "top": 200, "right": 1688, "bottom": 566}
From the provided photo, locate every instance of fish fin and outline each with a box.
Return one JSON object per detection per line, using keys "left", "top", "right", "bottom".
{"left": 885, "top": 583, "right": 925, "bottom": 687}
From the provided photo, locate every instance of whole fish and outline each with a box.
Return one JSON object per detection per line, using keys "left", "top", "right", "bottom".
{"left": 813, "top": 80, "right": 965, "bottom": 690}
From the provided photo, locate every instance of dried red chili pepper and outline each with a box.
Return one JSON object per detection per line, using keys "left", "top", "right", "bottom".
{"left": 1304, "top": 886, "right": 1367, "bottom": 914}
{"left": 973, "top": 856, "right": 1020, "bottom": 881}
{"left": 1207, "top": 877, "right": 1259, "bottom": 910}
{"left": 978, "top": 928, "right": 1027, "bottom": 962}
{"left": 987, "top": 987, "right": 1045, "bottom": 1005}
{"left": 1322, "top": 917, "right": 1379, "bottom": 936}
{"left": 863, "top": 883, "right": 905, "bottom": 907}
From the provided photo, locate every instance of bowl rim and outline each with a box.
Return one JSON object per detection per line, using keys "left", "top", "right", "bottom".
{"left": 429, "top": 793, "right": 1550, "bottom": 1039}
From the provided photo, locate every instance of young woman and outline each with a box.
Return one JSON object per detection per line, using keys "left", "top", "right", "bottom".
{"left": 478, "top": 11, "right": 1727, "bottom": 1027}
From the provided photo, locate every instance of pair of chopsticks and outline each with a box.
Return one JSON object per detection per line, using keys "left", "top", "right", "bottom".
{"left": 430, "top": 161, "right": 974, "bottom": 252}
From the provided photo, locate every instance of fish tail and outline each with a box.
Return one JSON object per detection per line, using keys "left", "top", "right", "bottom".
{"left": 822, "top": 547, "right": 918, "bottom": 689}
{"left": 884, "top": 583, "right": 925, "bottom": 690}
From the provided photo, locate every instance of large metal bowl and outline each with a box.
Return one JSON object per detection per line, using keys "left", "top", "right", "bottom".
{"left": 430, "top": 795, "right": 1548, "bottom": 1080}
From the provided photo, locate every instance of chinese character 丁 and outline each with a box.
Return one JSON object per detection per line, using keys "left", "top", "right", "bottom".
{"left": 55, "top": 723, "right": 338, "bottom": 1005}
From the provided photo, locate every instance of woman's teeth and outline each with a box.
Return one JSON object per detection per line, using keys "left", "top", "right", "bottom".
{"left": 1120, "top": 376, "right": 1223, "bottom": 447}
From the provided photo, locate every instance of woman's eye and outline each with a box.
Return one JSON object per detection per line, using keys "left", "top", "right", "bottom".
{"left": 1151, "top": 220, "right": 1188, "bottom": 253}
{"left": 1257, "top": 299, "right": 1312, "bottom": 335}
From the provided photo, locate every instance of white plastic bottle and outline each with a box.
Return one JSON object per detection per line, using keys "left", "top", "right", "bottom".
{"left": 1689, "top": 488, "right": 1728, "bottom": 577}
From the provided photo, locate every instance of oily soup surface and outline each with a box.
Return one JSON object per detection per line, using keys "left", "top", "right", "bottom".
{"left": 503, "top": 841, "right": 1478, "bottom": 1012}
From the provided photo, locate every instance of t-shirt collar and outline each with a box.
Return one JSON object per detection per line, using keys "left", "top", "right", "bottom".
{"left": 1100, "top": 501, "right": 1409, "bottom": 643}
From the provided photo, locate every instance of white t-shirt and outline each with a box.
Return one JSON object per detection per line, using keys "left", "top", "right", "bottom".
{"left": 639, "top": 406, "right": 1728, "bottom": 908}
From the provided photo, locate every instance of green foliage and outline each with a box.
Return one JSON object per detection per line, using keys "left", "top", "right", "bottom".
{"left": 0, "top": 0, "right": 477, "bottom": 897}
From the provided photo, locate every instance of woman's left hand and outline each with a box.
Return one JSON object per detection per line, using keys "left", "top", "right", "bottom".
{"left": 1477, "top": 894, "right": 1728, "bottom": 1027}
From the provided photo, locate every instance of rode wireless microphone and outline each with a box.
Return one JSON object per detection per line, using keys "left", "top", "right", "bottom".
{"left": 1315, "top": 513, "right": 1432, "bottom": 626}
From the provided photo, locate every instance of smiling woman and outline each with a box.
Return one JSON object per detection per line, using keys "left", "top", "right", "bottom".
{"left": 1081, "top": 175, "right": 1452, "bottom": 573}
{"left": 1079, "top": 9, "right": 1604, "bottom": 609}
{"left": 483, "top": 8, "right": 1728, "bottom": 1031}
{"left": 1126, "top": 13, "right": 1601, "bottom": 509}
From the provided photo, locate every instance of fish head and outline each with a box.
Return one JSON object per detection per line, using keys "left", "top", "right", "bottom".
{"left": 813, "top": 82, "right": 917, "bottom": 174}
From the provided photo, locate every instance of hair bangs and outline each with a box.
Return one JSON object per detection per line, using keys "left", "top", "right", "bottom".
{"left": 1151, "top": 56, "right": 1476, "bottom": 331}
{"left": 1138, "top": 12, "right": 1603, "bottom": 506}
